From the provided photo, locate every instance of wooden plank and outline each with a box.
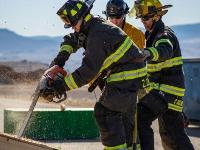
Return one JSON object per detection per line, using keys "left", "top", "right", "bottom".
{"left": 0, "top": 133, "right": 57, "bottom": 150}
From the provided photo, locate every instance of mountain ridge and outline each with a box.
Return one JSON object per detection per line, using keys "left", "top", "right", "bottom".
{"left": 0, "top": 23, "right": 200, "bottom": 70}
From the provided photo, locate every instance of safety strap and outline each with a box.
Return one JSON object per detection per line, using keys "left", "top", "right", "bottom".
{"left": 106, "top": 67, "right": 147, "bottom": 83}
{"left": 147, "top": 56, "right": 183, "bottom": 72}
{"left": 146, "top": 82, "right": 185, "bottom": 97}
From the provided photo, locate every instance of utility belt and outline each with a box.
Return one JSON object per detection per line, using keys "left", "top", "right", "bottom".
{"left": 88, "top": 66, "right": 147, "bottom": 92}
{"left": 146, "top": 82, "right": 185, "bottom": 112}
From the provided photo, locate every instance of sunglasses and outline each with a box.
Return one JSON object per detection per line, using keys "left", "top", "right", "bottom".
{"left": 141, "top": 14, "right": 154, "bottom": 21}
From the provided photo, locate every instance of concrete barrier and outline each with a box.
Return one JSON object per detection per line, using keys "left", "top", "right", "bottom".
{"left": 4, "top": 108, "right": 99, "bottom": 140}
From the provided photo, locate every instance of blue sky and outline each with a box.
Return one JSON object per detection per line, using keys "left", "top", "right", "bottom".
{"left": 0, "top": 0, "right": 199, "bottom": 36}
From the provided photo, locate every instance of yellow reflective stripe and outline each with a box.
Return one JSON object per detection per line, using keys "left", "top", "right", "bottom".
{"left": 106, "top": 67, "right": 147, "bottom": 83}
{"left": 146, "top": 82, "right": 185, "bottom": 97}
{"left": 147, "top": 47, "right": 159, "bottom": 61}
{"left": 127, "top": 147, "right": 132, "bottom": 150}
{"left": 168, "top": 103, "right": 183, "bottom": 112}
{"left": 174, "top": 99, "right": 183, "bottom": 106}
{"left": 76, "top": 3, "right": 82, "bottom": 9}
{"left": 63, "top": 10, "right": 67, "bottom": 15}
{"left": 155, "top": 39, "right": 173, "bottom": 49}
{"left": 71, "top": 9, "right": 77, "bottom": 16}
{"left": 60, "top": 45, "right": 74, "bottom": 54}
{"left": 100, "top": 37, "right": 132, "bottom": 72}
{"left": 64, "top": 74, "right": 78, "bottom": 90}
{"left": 137, "top": 144, "right": 141, "bottom": 150}
{"left": 159, "top": 84, "right": 185, "bottom": 97}
{"left": 84, "top": 14, "right": 92, "bottom": 22}
{"left": 145, "top": 82, "right": 159, "bottom": 93}
{"left": 127, "top": 146, "right": 141, "bottom": 150}
{"left": 104, "top": 143, "right": 127, "bottom": 150}
{"left": 147, "top": 57, "right": 183, "bottom": 72}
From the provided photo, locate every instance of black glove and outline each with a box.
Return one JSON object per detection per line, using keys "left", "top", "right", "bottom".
{"left": 41, "top": 65, "right": 67, "bottom": 102}
{"left": 53, "top": 76, "right": 67, "bottom": 98}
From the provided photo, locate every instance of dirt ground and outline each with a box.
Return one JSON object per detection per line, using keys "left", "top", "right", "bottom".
{"left": 0, "top": 83, "right": 199, "bottom": 150}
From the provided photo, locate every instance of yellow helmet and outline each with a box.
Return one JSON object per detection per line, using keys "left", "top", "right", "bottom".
{"left": 131, "top": 0, "right": 172, "bottom": 18}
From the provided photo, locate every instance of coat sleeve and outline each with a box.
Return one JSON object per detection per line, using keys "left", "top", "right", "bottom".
{"left": 49, "top": 33, "right": 81, "bottom": 68}
{"left": 146, "top": 33, "right": 174, "bottom": 62}
{"left": 64, "top": 33, "right": 107, "bottom": 91}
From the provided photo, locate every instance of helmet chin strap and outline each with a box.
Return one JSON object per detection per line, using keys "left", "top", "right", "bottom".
{"left": 122, "top": 17, "right": 126, "bottom": 29}
{"left": 150, "top": 20, "right": 156, "bottom": 31}
{"left": 79, "top": 18, "right": 85, "bottom": 32}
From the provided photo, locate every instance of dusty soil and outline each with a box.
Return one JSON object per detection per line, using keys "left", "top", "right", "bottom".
{"left": 0, "top": 65, "right": 45, "bottom": 84}
{"left": 0, "top": 82, "right": 98, "bottom": 107}
{"left": 0, "top": 83, "right": 199, "bottom": 150}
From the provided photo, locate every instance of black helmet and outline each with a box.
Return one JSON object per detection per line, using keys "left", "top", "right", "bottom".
{"left": 103, "top": 0, "right": 129, "bottom": 17}
{"left": 57, "top": 0, "right": 89, "bottom": 28}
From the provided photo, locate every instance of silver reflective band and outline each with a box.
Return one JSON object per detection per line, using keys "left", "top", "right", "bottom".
{"left": 148, "top": 57, "right": 183, "bottom": 72}
{"left": 155, "top": 38, "right": 173, "bottom": 49}
{"left": 146, "top": 82, "right": 185, "bottom": 97}
{"left": 100, "top": 37, "right": 132, "bottom": 72}
{"left": 106, "top": 67, "right": 147, "bottom": 83}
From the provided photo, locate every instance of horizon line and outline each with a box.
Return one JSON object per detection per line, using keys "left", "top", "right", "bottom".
{"left": 1, "top": 21, "right": 200, "bottom": 37}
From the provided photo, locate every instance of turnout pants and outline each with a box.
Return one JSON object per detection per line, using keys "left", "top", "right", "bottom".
{"left": 94, "top": 82, "right": 137, "bottom": 149}
{"left": 138, "top": 90, "right": 194, "bottom": 150}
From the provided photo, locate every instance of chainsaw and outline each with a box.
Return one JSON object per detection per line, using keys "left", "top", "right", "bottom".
{"left": 17, "top": 65, "right": 67, "bottom": 138}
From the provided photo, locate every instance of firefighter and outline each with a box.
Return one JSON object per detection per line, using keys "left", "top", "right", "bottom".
{"left": 103, "top": 0, "right": 145, "bottom": 49}
{"left": 47, "top": 0, "right": 147, "bottom": 149}
{"left": 132, "top": 0, "right": 195, "bottom": 150}
{"left": 103, "top": 0, "right": 145, "bottom": 149}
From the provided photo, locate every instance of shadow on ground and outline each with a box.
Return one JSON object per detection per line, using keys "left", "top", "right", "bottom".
{"left": 186, "top": 124, "right": 200, "bottom": 137}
